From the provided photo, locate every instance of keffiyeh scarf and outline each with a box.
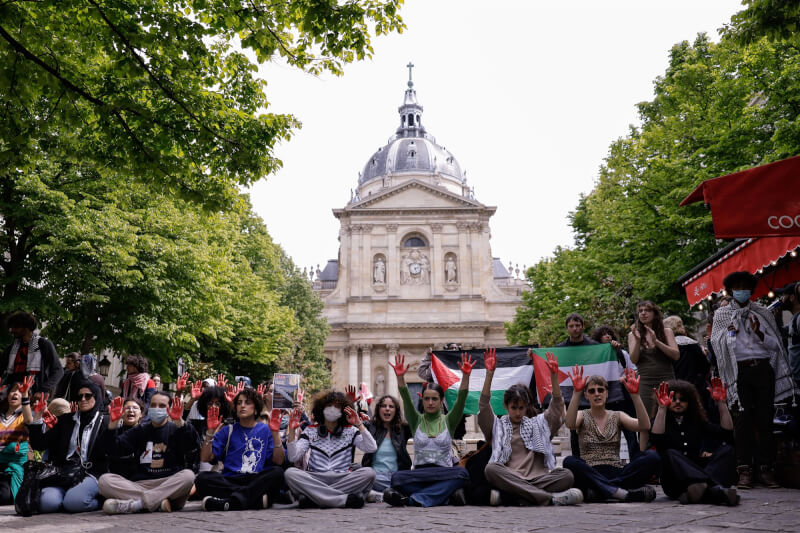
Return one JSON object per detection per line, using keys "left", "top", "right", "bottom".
{"left": 489, "top": 413, "right": 555, "bottom": 470}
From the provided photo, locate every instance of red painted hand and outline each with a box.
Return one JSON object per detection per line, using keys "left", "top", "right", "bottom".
{"left": 483, "top": 347, "right": 497, "bottom": 372}
{"left": 707, "top": 377, "right": 728, "bottom": 402}
{"left": 216, "top": 374, "right": 227, "bottom": 388}
{"left": 345, "top": 384, "right": 361, "bottom": 404}
{"left": 225, "top": 384, "right": 236, "bottom": 404}
{"left": 256, "top": 383, "right": 267, "bottom": 397}
{"left": 458, "top": 352, "right": 475, "bottom": 375}
{"left": 191, "top": 380, "right": 203, "bottom": 400}
{"left": 70, "top": 401, "right": 78, "bottom": 414}
{"left": 296, "top": 387, "right": 304, "bottom": 404}
{"left": 168, "top": 396, "right": 183, "bottom": 421}
{"left": 360, "top": 412, "right": 370, "bottom": 422}
{"left": 19, "top": 375, "right": 34, "bottom": 395}
{"left": 268, "top": 409, "right": 282, "bottom": 432}
{"left": 109, "top": 396, "right": 124, "bottom": 422}
{"left": 545, "top": 352, "right": 559, "bottom": 376}
{"left": 176, "top": 372, "right": 190, "bottom": 392}
{"left": 621, "top": 368, "right": 640, "bottom": 394}
{"left": 344, "top": 406, "right": 360, "bottom": 426}
{"left": 236, "top": 381, "right": 245, "bottom": 394}
{"left": 42, "top": 409, "right": 57, "bottom": 429}
{"left": 32, "top": 393, "right": 49, "bottom": 413}
{"left": 388, "top": 354, "right": 408, "bottom": 377}
{"left": 206, "top": 405, "right": 222, "bottom": 432}
{"left": 568, "top": 365, "right": 586, "bottom": 392}
{"left": 289, "top": 408, "right": 302, "bottom": 430}
{"left": 656, "top": 381, "right": 673, "bottom": 407}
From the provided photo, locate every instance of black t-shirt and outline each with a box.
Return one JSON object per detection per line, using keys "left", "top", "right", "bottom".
{"left": 556, "top": 336, "right": 599, "bottom": 347}
{"left": 108, "top": 422, "right": 200, "bottom": 481}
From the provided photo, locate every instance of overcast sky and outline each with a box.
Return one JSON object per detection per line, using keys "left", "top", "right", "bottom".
{"left": 248, "top": 0, "right": 745, "bottom": 276}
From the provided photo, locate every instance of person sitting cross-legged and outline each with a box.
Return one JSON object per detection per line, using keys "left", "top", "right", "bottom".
{"left": 194, "top": 387, "right": 285, "bottom": 511}
{"left": 563, "top": 367, "right": 661, "bottom": 502}
{"left": 285, "top": 391, "right": 377, "bottom": 509}
{"left": 98, "top": 392, "right": 200, "bottom": 514}
{"left": 480, "top": 349, "right": 582, "bottom": 506}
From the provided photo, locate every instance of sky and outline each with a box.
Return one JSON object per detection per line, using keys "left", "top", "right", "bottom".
{"left": 247, "top": 0, "right": 746, "bottom": 276}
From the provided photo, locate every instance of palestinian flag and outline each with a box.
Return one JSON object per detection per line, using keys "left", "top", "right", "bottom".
{"left": 529, "top": 344, "right": 623, "bottom": 404}
{"left": 430, "top": 348, "right": 534, "bottom": 415}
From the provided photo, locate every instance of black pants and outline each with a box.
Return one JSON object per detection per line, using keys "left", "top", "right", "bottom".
{"left": 195, "top": 468, "right": 284, "bottom": 510}
{"left": 735, "top": 360, "right": 775, "bottom": 468}
{"left": 0, "top": 475, "right": 12, "bottom": 506}
{"left": 660, "top": 445, "right": 737, "bottom": 499}
{"left": 563, "top": 450, "right": 661, "bottom": 500}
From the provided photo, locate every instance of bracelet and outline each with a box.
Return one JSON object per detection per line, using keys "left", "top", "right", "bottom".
{"left": 21, "top": 398, "right": 31, "bottom": 405}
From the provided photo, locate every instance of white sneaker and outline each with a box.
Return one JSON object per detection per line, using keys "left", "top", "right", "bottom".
{"left": 103, "top": 498, "right": 143, "bottom": 514}
{"left": 489, "top": 489, "right": 502, "bottom": 506}
{"left": 551, "top": 488, "right": 584, "bottom": 506}
{"left": 366, "top": 490, "right": 384, "bottom": 503}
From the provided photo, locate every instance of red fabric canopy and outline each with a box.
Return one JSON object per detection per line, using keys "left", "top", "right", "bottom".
{"left": 682, "top": 237, "right": 800, "bottom": 306}
{"left": 681, "top": 156, "right": 800, "bottom": 238}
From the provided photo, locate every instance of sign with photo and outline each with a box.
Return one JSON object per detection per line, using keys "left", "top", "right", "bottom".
{"left": 272, "top": 373, "right": 301, "bottom": 409}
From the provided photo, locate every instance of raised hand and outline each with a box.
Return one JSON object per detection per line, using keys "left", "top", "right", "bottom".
{"left": 216, "top": 373, "right": 227, "bottom": 388}
{"left": 344, "top": 406, "right": 361, "bottom": 426}
{"left": 109, "top": 396, "right": 124, "bottom": 422}
{"left": 225, "top": 384, "right": 237, "bottom": 404}
{"left": 289, "top": 408, "right": 302, "bottom": 430}
{"left": 644, "top": 326, "right": 657, "bottom": 347}
{"left": 191, "top": 380, "right": 203, "bottom": 400}
{"left": 70, "top": 401, "right": 78, "bottom": 413}
{"left": 176, "top": 372, "right": 190, "bottom": 392}
{"left": 32, "top": 393, "right": 49, "bottom": 414}
{"left": 568, "top": 365, "right": 586, "bottom": 392}
{"left": 168, "top": 396, "right": 183, "bottom": 421}
{"left": 545, "top": 352, "right": 559, "bottom": 376}
{"left": 360, "top": 412, "right": 370, "bottom": 422}
{"left": 458, "top": 352, "right": 475, "bottom": 375}
{"left": 484, "top": 347, "right": 497, "bottom": 372}
{"left": 206, "top": 405, "right": 222, "bottom": 432}
{"left": 236, "top": 381, "right": 245, "bottom": 394}
{"left": 621, "top": 368, "right": 640, "bottom": 394}
{"left": 416, "top": 382, "right": 428, "bottom": 399}
{"left": 345, "top": 384, "right": 362, "bottom": 405}
{"left": 42, "top": 409, "right": 58, "bottom": 429}
{"left": 296, "top": 387, "right": 304, "bottom": 404}
{"left": 256, "top": 383, "right": 267, "bottom": 397}
{"left": 707, "top": 377, "right": 728, "bottom": 402}
{"left": 630, "top": 325, "right": 641, "bottom": 341}
{"left": 19, "top": 375, "right": 34, "bottom": 396}
{"left": 268, "top": 409, "right": 282, "bottom": 432}
{"left": 655, "top": 381, "right": 673, "bottom": 407}
{"left": 388, "top": 354, "right": 408, "bottom": 377}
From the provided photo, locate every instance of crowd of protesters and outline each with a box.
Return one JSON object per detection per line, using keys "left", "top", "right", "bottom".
{"left": 0, "top": 272, "right": 797, "bottom": 515}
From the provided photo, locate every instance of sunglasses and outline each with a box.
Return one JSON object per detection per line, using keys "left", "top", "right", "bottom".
{"left": 77, "top": 393, "right": 94, "bottom": 400}
{"left": 586, "top": 387, "right": 606, "bottom": 394}
{"left": 673, "top": 396, "right": 688, "bottom": 403}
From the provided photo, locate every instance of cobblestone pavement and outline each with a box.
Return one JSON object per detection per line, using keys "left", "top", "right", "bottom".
{"left": 1, "top": 487, "right": 798, "bottom": 532}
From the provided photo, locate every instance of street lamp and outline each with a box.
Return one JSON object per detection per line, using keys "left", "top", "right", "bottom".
{"left": 97, "top": 356, "right": 112, "bottom": 377}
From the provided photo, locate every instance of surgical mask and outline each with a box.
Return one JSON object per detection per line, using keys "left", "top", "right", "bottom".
{"left": 323, "top": 406, "right": 342, "bottom": 422}
{"left": 149, "top": 407, "right": 168, "bottom": 425}
{"left": 732, "top": 290, "right": 751, "bottom": 304}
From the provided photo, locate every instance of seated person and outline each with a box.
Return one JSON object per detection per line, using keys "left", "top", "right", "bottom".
{"left": 479, "top": 349, "right": 582, "bottom": 506}
{"left": 98, "top": 392, "right": 200, "bottom": 513}
{"left": 383, "top": 354, "right": 470, "bottom": 508}
{"left": 651, "top": 378, "right": 738, "bottom": 505}
{"left": 361, "top": 394, "right": 412, "bottom": 498}
{"left": 195, "top": 387, "right": 285, "bottom": 511}
{"left": 0, "top": 379, "right": 29, "bottom": 505}
{"left": 563, "top": 368, "right": 660, "bottom": 502}
{"left": 285, "top": 391, "right": 376, "bottom": 508}
{"left": 105, "top": 398, "right": 144, "bottom": 479}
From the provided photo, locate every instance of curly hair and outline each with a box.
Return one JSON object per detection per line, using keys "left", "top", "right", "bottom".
{"left": 634, "top": 301, "right": 667, "bottom": 345}
{"left": 503, "top": 383, "right": 540, "bottom": 416}
{"left": 232, "top": 387, "right": 265, "bottom": 418}
{"left": 311, "top": 390, "right": 351, "bottom": 427}
{"left": 666, "top": 379, "right": 707, "bottom": 424}
{"left": 590, "top": 325, "right": 618, "bottom": 343}
{"left": 6, "top": 311, "right": 36, "bottom": 331}
{"left": 371, "top": 395, "right": 404, "bottom": 431}
{"left": 197, "top": 386, "right": 232, "bottom": 419}
{"left": 124, "top": 354, "right": 149, "bottom": 374}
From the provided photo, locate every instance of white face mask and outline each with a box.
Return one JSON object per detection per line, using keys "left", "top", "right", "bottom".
{"left": 323, "top": 406, "right": 342, "bottom": 422}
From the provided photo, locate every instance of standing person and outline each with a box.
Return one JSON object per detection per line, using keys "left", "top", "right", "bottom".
{"left": 651, "top": 378, "right": 739, "bottom": 506}
{"left": 558, "top": 314, "right": 598, "bottom": 347}
{"left": 285, "top": 391, "right": 377, "bottom": 508}
{"left": 361, "top": 394, "right": 412, "bottom": 497}
{"left": 2, "top": 311, "right": 63, "bottom": 400}
{"left": 777, "top": 281, "right": 800, "bottom": 386}
{"left": 563, "top": 368, "right": 660, "bottom": 502}
{"left": 55, "top": 354, "right": 107, "bottom": 406}
{"left": 98, "top": 392, "right": 200, "bottom": 514}
{"left": 195, "top": 388, "right": 285, "bottom": 511}
{"left": 479, "top": 348, "right": 582, "bottom": 506}
{"left": 710, "top": 271, "right": 797, "bottom": 488}
{"left": 0, "top": 379, "right": 29, "bottom": 505}
{"left": 628, "top": 301, "right": 679, "bottom": 415}
{"left": 121, "top": 355, "right": 153, "bottom": 404}
{"left": 23, "top": 379, "right": 108, "bottom": 513}
{"left": 382, "top": 353, "right": 471, "bottom": 507}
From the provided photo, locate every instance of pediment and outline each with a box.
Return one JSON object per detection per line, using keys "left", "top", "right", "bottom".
{"left": 349, "top": 180, "right": 483, "bottom": 210}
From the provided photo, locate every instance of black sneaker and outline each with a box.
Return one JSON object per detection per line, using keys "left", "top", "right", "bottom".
{"left": 202, "top": 496, "right": 230, "bottom": 512}
{"left": 448, "top": 488, "right": 466, "bottom": 506}
{"left": 297, "top": 494, "right": 317, "bottom": 509}
{"left": 625, "top": 486, "right": 656, "bottom": 503}
{"left": 344, "top": 494, "right": 365, "bottom": 509}
{"left": 383, "top": 488, "right": 408, "bottom": 507}
{"left": 708, "top": 485, "right": 740, "bottom": 507}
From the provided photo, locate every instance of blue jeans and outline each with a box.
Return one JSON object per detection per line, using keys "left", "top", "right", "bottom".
{"left": 564, "top": 450, "right": 660, "bottom": 500}
{"left": 40, "top": 475, "right": 100, "bottom": 513}
{"left": 373, "top": 470, "right": 393, "bottom": 492}
{"left": 391, "top": 466, "right": 469, "bottom": 507}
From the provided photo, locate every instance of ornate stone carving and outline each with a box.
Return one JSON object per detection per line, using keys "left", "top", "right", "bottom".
{"left": 400, "top": 249, "right": 430, "bottom": 285}
{"left": 456, "top": 221, "right": 470, "bottom": 231}
{"left": 374, "top": 370, "right": 386, "bottom": 396}
{"left": 373, "top": 256, "right": 386, "bottom": 284}
{"left": 430, "top": 223, "right": 443, "bottom": 233}
{"left": 386, "top": 223, "right": 399, "bottom": 232}
{"left": 445, "top": 254, "right": 458, "bottom": 283}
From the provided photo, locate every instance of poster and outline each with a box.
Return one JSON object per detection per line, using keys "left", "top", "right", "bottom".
{"left": 273, "top": 373, "right": 301, "bottom": 409}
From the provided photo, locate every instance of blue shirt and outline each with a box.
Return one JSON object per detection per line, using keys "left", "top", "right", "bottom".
{"left": 372, "top": 435, "right": 398, "bottom": 473}
{"left": 212, "top": 422, "right": 275, "bottom": 477}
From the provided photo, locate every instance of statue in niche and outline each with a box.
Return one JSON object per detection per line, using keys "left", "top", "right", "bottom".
{"left": 401, "top": 249, "right": 430, "bottom": 285}
{"left": 445, "top": 255, "right": 457, "bottom": 283}
{"left": 374, "top": 370, "right": 386, "bottom": 397}
{"left": 373, "top": 256, "right": 386, "bottom": 284}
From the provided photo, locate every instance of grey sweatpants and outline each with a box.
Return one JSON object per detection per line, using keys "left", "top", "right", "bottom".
{"left": 97, "top": 469, "right": 195, "bottom": 511}
{"left": 484, "top": 463, "right": 574, "bottom": 506}
{"left": 285, "top": 467, "right": 376, "bottom": 508}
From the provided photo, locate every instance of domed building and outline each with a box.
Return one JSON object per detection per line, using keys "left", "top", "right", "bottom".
{"left": 314, "top": 67, "right": 526, "bottom": 399}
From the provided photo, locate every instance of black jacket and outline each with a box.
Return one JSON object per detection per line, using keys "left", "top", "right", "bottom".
{"left": 361, "top": 421, "right": 412, "bottom": 471}
{"left": 27, "top": 412, "right": 109, "bottom": 477}
{"left": 3, "top": 336, "right": 63, "bottom": 394}
{"left": 102, "top": 421, "right": 200, "bottom": 481}
{"left": 651, "top": 416, "right": 734, "bottom": 464}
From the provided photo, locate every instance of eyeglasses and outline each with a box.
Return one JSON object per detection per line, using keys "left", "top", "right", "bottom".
{"left": 77, "top": 393, "right": 94, "bottom": 400}
{"left": 124, "top": 405, "right": 140, "bottom": 411}
{"left": 586, "top": 387, "right": 606, "bottom": 394}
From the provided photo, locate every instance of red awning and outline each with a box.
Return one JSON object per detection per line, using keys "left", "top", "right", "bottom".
{"left": 682, "top": 236, "right": 800, "bottom": 306}
{"left": 681, "top": 156, "right": 800, "bottom": 238}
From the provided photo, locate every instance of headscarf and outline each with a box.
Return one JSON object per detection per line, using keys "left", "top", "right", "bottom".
{"left": 122, "top": 371, "right": 150, "bottom": 400}
{"left": 67, "top": 379, "right": 103, "bottom": 462}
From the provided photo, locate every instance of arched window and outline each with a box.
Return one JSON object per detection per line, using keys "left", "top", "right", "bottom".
{"left": 403, "top": 236, "right": 427, "bottom": 247}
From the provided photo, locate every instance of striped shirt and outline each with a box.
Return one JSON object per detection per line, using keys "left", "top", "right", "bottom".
{"left": 288, "top": 424, "right": 377, "bottom": 473}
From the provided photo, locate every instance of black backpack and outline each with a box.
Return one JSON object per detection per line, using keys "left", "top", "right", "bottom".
{"left": 15, "top": 460, "right": 48, "bottom": 516}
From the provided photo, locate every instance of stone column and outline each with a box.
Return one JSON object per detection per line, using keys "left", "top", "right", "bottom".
{"left": 431, "top": 223, "right": 443, "bottom": 296}
{"left": 386, "top": 343, "right": 400, "bottom": 398}
{"left": 457, "top": 222, "right": 471, "bottom": 295}
{"left": 386, "top": 224, "right": 399, "bottom": 297}
{"left": 360, "top": 344, "right": 372, "bottom": 388}
{"left": 348, "top": 345, "right": 359, "bottom": 386}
